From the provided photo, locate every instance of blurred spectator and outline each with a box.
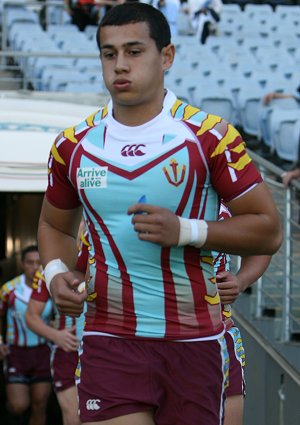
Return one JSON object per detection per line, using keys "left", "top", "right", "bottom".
{"left": 183, "top": 0, "right": 223, "bottom": 43}
{"left": 153, "top": 0, "right": 180, "bottom": 36}
{"left": 263, "top": 85, "right": 300, "bottom": 106}
{"left": 64, "top": 0, "right": 115, "bottom": 31}
{"left": 282, "top": 166, "right": 300, "bottom": 187}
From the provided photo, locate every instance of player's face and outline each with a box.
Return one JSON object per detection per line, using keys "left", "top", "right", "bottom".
{"left": 22, "top": 251, "right": 41, "bottom": 284}
{"left": 99, "top": 22, "right": 174, "bottom": 123}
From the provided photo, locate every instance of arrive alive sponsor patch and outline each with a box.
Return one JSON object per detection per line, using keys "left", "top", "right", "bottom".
{"left": 77, "top": 167, "right": 108, "bottom": 189}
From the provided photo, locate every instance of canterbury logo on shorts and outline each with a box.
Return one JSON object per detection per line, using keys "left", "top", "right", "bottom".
{"left": 86, "top": 399, "right": 101, "bottom": 410}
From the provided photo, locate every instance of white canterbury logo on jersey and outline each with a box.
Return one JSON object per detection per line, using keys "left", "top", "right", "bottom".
{"left": 86, "top": 399, "right": 101, "bottom": 410}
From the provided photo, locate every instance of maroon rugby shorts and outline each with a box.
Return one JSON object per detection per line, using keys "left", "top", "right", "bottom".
{"left": 225, "top": 327, "right": 246, "bottom": 397}
{"left": 51, "top": 346, "right": 78, "bottom": 392}
{"left": 77, "top": 334, "right": 227, "bottom": 424}
{"left": 4, "top": 344, "right": 51, "bottom": 384}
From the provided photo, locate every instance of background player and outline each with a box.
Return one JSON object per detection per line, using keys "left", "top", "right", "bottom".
{"left": 0, "top": 245, "right": 52, "bottom": 425}
{"left": 26, "top": 224, "right": 89, "bottom": 425}
{"left": 215, "top": 203, "right": 271, "bottom": 425}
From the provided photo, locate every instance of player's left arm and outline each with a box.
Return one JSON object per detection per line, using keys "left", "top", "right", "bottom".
{"left": 128, "top": 182, "right": 282, "bottom": 256}
{"left": 207, "top": 181, "right": 282, "bottom": 255}
{"left": 217, "top": 255, "right": 272, "bottom": 304}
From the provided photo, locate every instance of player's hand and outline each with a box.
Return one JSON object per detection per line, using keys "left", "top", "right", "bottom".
{"left": 54, "top": 326, "right": 80, "bottom": 352}
{"left": 216, "top": 271, "right": 240, "bottom": 304}
{"left": 262, "top": 93, "right": 274, "bottom": 105}
{"left": 50, "top": 271, "right": 87, "bottom": 317}
{"left": 0, "top": 343, "right": 10, "bottom": 360}
{"left": 281, "top": 170, "right": 298, "bottom": 188}
{"left": 128, "top": 203, "right": 180, "bottom": 247}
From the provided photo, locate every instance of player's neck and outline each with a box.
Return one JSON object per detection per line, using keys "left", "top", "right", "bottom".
{"left": 112, "top": 91, "right": 166, "bottom": 127}
{"left": 25, "top": 277, "right": 32, "bottom": 287}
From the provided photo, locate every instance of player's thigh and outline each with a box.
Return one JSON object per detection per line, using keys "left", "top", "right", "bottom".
{"left": 6, "top": 383, "right": 30, "bottom": 412}
{"left": 30, "top": 381, "right": 52, "bottom": 407}
{"left": 56, "top": 385, "right": 79, "bottom": 415}
{"left": 84, "top": 410, "right": 156, "bottom": 425}
{"left": 224, "top": 394, "right": 244, "bottom": 425}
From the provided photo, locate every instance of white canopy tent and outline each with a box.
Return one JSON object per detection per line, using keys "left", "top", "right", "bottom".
{"left": 0, "top": 96, "right": 100, "bottom": 192}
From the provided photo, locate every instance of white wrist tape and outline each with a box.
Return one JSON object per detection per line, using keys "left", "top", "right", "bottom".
{"left": 44, "top": 259, "right": 69, "bottom": 294}
{"left": 177, "top": 217, "right": 208, "bottom": 248}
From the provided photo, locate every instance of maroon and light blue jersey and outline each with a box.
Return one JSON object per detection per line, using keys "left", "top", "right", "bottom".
{"left": 213, "top": 203, "right": 234, "bottom": 330}
{"left": 45, "top": 90, "right": 262, "bottom": 340}
{"left": 0, "top": 273, "right": 53, "bottom": 347}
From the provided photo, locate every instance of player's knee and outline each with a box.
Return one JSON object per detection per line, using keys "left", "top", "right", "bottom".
{"left": 8, "top": 399, "right": 29, "bottom": 416}
{"left": 31, "top": 398, "right": 48, "bottom": 414}
{"left": 63, "top": 411, "right": 81, "bottom": 425}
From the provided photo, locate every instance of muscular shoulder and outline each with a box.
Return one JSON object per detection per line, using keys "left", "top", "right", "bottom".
{"left": 48, "top": 106, "right": 107, "bottom": 172}
{"left": 52, "top": 106, "right": 106, "bottom": 151}
{"left": 0, "top": 274, "right": 23, "bottom": 298}
{"left": 171, "top": 99, "right": 242, "bottom": 153}
{"left": 170, "top": 99, "right": 230, "bottom": 135}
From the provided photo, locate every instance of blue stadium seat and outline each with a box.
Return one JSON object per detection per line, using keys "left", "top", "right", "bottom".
{"left": 270, "top": 109, "right": 300, "bottom": 161}
{"left": 192, "top": 84, "right": 236, "bottom": 124}
{"left": 260, "top": 97, "right": 300, "bottom": 150}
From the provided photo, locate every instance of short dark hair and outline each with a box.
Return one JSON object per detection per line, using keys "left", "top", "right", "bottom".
{"left": 96, "top": 2, "right": 171, "bottom": 52}
{"left": 21, "top": 245, "right": 38, "bottom": 261}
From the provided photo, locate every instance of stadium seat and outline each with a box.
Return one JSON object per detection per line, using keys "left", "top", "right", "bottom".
{"left": 260, "top": 97, "right": 300, "bottom": 150}
{"left": 63, "top": 82, "right": 102, "bottom": 93}
{"left": 40, "top": 68, "right": 88, "bottom": 91}
{"left": 244, "top": 3, "right": 274, "bottom": 17}
{"left": 237, "top": 85, "right": 269, "bottom": 137}
{"left": 270, "top": 109, "right": 300, "bottom": 161}
{"left": 192, "top": 84, "right": 236, "bottom": 124}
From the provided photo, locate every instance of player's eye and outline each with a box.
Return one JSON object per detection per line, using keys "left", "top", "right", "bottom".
{"left": 102, "top": 51, "right": 115, "bottom": 59}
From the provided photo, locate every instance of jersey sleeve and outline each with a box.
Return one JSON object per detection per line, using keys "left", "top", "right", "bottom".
{"left": 45, "top": 131, "right": 82, "bottom": 209}
{"left": 205, "top": 118, "right": 262, "bottom": 202}
{"left": 0, "top": 284, "right": 10, "bottom": 316}
{"left": 0, "top": 281, "right": 15, "bottom": 316}
{"left": 76, "top": 230, "right": 90, "bottom": 273}
{"left": 31, "top": 270, "right": 50, "bottom": 303}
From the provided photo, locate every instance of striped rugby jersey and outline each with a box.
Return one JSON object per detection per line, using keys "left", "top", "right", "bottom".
{"left": 0, "top": 274, "right": 53, "bottom": 346}
{"left": 45, "top": 90, "right": 262, "bottom": 340}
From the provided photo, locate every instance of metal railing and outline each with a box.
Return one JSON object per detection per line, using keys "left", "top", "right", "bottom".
{"left": 237, "top": 149, "right": 300, "bottom": 343}
{"left": 0, "top": 50, "right": 103, "bottom": 91}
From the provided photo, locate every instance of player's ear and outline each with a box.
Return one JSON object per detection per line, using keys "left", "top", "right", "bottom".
{"left": 161, "top": 44, "right": 175, "bottom": 72}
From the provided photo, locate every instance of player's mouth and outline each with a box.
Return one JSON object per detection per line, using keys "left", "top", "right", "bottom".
{"left": 113, "top": 79, "right": 131, "bottom": 90}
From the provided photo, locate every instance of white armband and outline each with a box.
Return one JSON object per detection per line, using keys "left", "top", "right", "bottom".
{"left": 44, "top": 259, "right": 69, "bottom": 294}
{"left": 177, "top": 217, "right": 208, "bottom": 248}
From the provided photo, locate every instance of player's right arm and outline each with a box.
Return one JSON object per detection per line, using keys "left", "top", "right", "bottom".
{"left": 217, "top": 255, "right": 272, "bottom": 304}
{"left": 38, "top": 197, "right": 86, "bottom": 317}
{"left": 25, "top": 299, "right": 79, "bottom": 352}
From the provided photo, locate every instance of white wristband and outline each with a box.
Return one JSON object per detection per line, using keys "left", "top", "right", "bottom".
{"left": 44, "top": 259, "right": 69, "bottom": 294}
{"left": 177, "top": 217, "right": 208, "bottom": 248}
